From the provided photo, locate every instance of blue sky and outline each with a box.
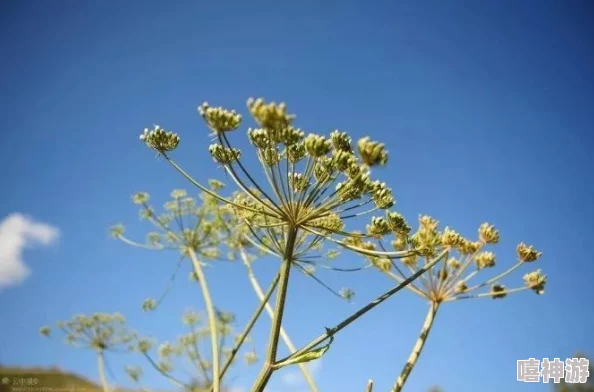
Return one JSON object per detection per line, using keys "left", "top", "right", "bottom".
{"left": 1, "top": 1, "right": 593, "bottom": 391}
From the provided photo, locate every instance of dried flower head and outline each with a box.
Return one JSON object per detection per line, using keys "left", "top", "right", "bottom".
{"left": 517, "top": 243, "right": 542, "bottom": 263}
{"left": 140, "top": 125, "right": 180, "bottom": 153}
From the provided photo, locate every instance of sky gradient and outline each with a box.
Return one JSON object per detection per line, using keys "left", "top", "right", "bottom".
{"left": 1, "top": 1, "right": 593, "bottom": 391}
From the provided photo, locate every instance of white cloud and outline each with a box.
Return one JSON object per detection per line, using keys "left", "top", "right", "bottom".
{"left": 0, "top": 213, "right": 59, "bottom": 288}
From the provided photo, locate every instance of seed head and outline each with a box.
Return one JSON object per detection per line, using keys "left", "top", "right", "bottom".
{"left": 140, "top": 125, "right": 180, "bottom": 152}
{"left": 386, "top": 211, "right": 411, "bottom": 235}
{"left": 479, "top": 223, "right": 500, "bottom": 244}
{"left": 39, "top": 326, "right": 52, "bottom": 337}
{"left": 247, "top": 98, "right": 295, "bottom": 130}
{"left": 517, "top": 242, "right": 542, "bottom": 262}
{"left": 209, "top": 144, "right": 241, "bottom": 165}
{"left": 366, "top": 217, "right": 391, "bottom": 237}
{"left": 357, "top": 137, "right": 388, "bottom": 166}
{"left": 198, "top": 102, "right": 242, "bottom": 133}
{"left": 475, "top": 251, "right": 496, "bottom": 269}
{"left": 523, "top": 269, "right": 547, "bottom": 294}
{"left": 330, "top": 130, "right": 353, "bottom": 152}
{"left": 304, "top": 134, "right": 332, "bottom": 157}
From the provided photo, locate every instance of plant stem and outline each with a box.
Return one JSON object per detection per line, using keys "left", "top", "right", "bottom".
{"left": 188, "top": 249, "right": 221, "bottom": 392}
{"left": 210, "top": 271, "right": 281, "bottom": 392}
{"left": 365, "top": 379, "right": 374, "bottom": 392}
{"left": 278, "top": 250, "right": 448, "bottom": 364}
{"left": 97, "top": 351, "right": 110, "bottom": 392}
{"left": 391, "top": 301, "right": 440, "bottom": 392}
{"left": 251, "top": 227, "right": 299, "bottom": 392}
{"left": 239, "top": 249, "right": 318, "bottom": 392}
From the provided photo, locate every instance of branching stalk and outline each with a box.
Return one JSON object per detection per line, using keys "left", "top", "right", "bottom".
{"left": 251, "top": 227, "right": 299, "bottom": 391}
{"left": 391, "top": 301, "right": 440, "bottom": 392}
{"left": 239, "top": 249, "right": 318, "bottom": 392}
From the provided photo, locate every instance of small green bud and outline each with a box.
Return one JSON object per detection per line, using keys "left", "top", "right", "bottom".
{"left": 491, "top": 284, "right": 507, "bottom": 299}
{"left": 39, "top": 326, "right": 52, "bottom": 337}
{"left": 109, "top": 224, "right": 125, "bottom": 238}
{"left": 340, "top": 287, "right": 355, "bottom": 301}
{"left": 142, "top": 298, "right": 157, "bottom": 312}
{"left": 132, "top": 192, "right": 150, "bottom": 205}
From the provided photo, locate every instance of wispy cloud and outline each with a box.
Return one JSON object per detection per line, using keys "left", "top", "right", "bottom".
{"left": 0, "top": 213, "right": 59, "bottom": 288}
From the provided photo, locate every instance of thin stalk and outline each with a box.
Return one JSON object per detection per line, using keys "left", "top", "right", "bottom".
{"left": 366, "top": 379, "right": 374, "bottom": 392}
{"left": 97, "top": 351, "right": 110, "bottom": 392}
{"left": 251, "top": 227, "right": 299, "bottom": 392}
{"left": 391, "top": 301, "right": 440, "bottom": 392}
{"left": 187, "top": 249, "right": 221, "bottom": 392}
{"left": 239, "top": 249, "right": 318, "bottom": 392}
{"left": 143, "top": 352, "right": 189, "bottom": 389}
{"left": 210, "top": 271, "right": 281, "bottom": 391}
{"left": 279, "top": 249, "right": 448, "bottom": 364}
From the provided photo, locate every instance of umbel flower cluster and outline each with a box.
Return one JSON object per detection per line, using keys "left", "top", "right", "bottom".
{"left": 130, "top": 308, "right": 257, "bottom": 392}
{"left": 376, "top": 216, "right": 545, "bottom": 392}
{"left": 375, "top": 217, "right": 545, "bottom": 303}
{"left": 138, "top": 97, "right": 450, "bottom": 391}
{"left": 139, "top": 98, "right": 428, "bottom": 266}
{"left": 40, "top": 313, "right": 134, "bottom": 352}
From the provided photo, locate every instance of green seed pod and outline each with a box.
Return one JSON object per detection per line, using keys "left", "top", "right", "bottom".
{"left": 491, "top": 284, "right": 507, "bottom": 299}
{"left": 517, "top": 242, "right": 542, "bottom": 262}
{"left": 198, "top": 102, "right": 242, "bottom": 133}
{"left": 140, "top": 125, "right": 180, "bottom": 152}
{"left": 386, "top": 211, "right": 411, "bottom": 234}
{"left": 357, "top": 136, "right": 388, "bottom": 166}
{"left": 209, "top": 144, "right": 241, "bottom": 165}
{"left": 304, "top": 133, "right": 332, "bottom": 157}
{"left": 330, "top": 130, "right": 353, "bottom": 152}
{"left": 523, "top": 269, "right": 547, "bottom": 294}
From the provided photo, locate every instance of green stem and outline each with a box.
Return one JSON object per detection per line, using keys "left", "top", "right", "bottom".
{"left": 97, "top": 351, "right": 110, "bottom": 392}
{"left": 210, "top": 271, "right": 281, "bottom": 391}
{"left": 391, "top": 301, "right": 440, "bottom": 392}
{"left": 239, "top": 249, "right": 318, "bottom": 392}
{"left": 251, "top": 227, "right": 299, "bottom": 392}
{"left": 365, "top": 379, "right": 374, "bottom": 392}
{"left": 279, "top": 249, "right": 448, "bottom": 364}
{"left": 188, "top": 249, "right": 221, "bottom": 392}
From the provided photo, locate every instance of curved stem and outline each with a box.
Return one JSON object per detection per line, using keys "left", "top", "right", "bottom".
{"left": 187, "top": 249, "right": 221, "bottom": 392}
{"left": 239, "top": 249, "right": 318, "bottom": 392}
{"left": 391, "top": 301, "right": 440, "bottom": 392}
{"left": 97, "top": 351, "right": 110, "bottom": 392}
{"left": 251, "top": 227, "right": 299, "bottom": 392}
